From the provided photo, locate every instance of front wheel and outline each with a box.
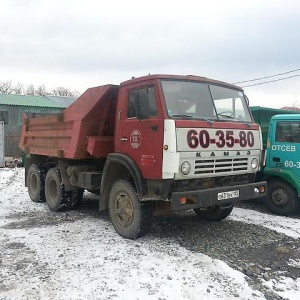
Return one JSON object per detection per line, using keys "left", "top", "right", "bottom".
{"left": 109, "top": 179, "right": 153, "bottom": 239}
{"left": 194, "top": 205, "right": 233, "bottom": 221}
{"left": 264, "top": 180, "right": 299, "bottom": 215}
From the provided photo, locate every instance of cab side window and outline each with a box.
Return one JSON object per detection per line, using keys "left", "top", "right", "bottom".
{"left": 127, "top": 90, "right": 138, "bottom": 118}
{"left": 276, "top": 122, "right": 300, "bottom": 143}
{"left": 127, "top": 87, "right": 157, "bottom": 119}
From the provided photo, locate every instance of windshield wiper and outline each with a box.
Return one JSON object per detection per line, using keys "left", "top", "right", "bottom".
{"left": 172, "top": 114, "right": 215, "bottom": 124}
{"left": 238, "top": 119, "right": 252, "bottom": 127}
{"left": 198, "top": 117, "right": 214, "bottom": 125}
{"left": 217, "top": 113, "right": 252, "bottom": 127}
{"left": 172, "top": 114, "right": 193, "bottom": 118}
{"left": 217, "top": 113, "right": 235, "bottom": 119}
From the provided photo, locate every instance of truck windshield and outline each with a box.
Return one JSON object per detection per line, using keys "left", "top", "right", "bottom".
{"left": 161, "top": 80, "right": 252, "bottom": 122}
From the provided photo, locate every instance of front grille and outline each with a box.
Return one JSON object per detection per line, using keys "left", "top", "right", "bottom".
{"left": 194, "top": 157, "right": 248, "bottom": 175}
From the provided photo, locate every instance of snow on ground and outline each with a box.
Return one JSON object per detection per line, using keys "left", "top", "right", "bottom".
{"left": 0, "top": 168, "right": 300, "bottom": 299}
{"left": 230, "top": 207, "right": 300, "bottom": 238}
{"left": 263, "top": 277, "right": 300, "bottom": 300}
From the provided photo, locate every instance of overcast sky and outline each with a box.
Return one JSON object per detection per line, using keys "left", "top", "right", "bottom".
{"left": 1, "top": 0, "right": 300, "bottom": 108}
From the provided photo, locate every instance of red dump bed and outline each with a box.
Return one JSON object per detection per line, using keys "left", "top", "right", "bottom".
{"left": 19, "top": 85, "right": 119, "bottom": 159}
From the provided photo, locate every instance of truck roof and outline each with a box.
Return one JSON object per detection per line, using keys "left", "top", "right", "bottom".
{"left": 250, "top": 106, "right": 300, "bottom": 149}
{"left": 271, "top": 114, "right": 300, "bottom": 121}
{"left": 120, "top": 74, "right": 242, "bottom": 90}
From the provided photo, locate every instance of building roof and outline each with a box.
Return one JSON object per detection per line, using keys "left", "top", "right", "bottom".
{"left": 45, "top": 95, "right": 77, "bottom": 107}
{"left": 0, "top": 94, "right": 65, "bottom": 108}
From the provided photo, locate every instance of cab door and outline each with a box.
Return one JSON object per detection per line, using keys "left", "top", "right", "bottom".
{"left": 115, "top": 84, "right": 164, "bottom": 179}
{"left": 268, "top": 121, "right": 300, "bottom": 173}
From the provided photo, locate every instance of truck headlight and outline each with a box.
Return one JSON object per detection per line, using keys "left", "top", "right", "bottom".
{"left": 181, "top": 161, "right": 191, "bottom": 175}
{"left": 251, "top": 158, "right": 258, "bottom": 170}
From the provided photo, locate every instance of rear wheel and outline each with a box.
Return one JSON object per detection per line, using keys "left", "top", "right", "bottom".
{"left": 27, "top": 164, "right": 46, "bottom": 202}
{"left": 265, "top": 179, "right": 299, "bottom": 215}
{"left": 45, "top": 168, "right": 65, "bottom": 212}
{"left": 109, "top": 179, "right": 153, "bottom": 239}
{"left": 194, "top": 204, "right": 234, "bottom": 221}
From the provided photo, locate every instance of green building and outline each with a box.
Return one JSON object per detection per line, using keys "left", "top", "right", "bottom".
{"left": 0, "top": 94, "right": 76, "bottom": 157}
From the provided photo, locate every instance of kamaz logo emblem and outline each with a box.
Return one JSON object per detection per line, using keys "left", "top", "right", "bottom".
{"left": 195, "top": 151, "right": 251, "bottom": 157}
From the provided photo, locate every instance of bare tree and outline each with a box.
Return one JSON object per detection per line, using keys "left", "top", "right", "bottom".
{"left": 72, "top": 90, "right": 80, "bottom": 97}
{"left": 0, "top": 81, "right": 13, "bottom": 94}
{"left": 52, "top": 86, "right": 75, "bottom": 97}
{"left": 26, "top": 84, "right": 35, "bottom": 95}
{"left": 1, "top": 80, "right": 79, "bottom": 97}
{"left": 36, "top": 84, "right": 47, "bottom": 96}
{"left": 12, "top": 82, "right": 24, "bottom": 95}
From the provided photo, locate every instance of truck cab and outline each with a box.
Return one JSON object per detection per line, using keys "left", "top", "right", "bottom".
{"left": 115, "top": 75, "right": 263, "bottom": 183}
{"left": 260, "top": 114, "right": 300, "bottom": 214}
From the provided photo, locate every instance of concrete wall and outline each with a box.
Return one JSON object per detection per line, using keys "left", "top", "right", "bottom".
{"left": 0, "top": 105, "right": 63, "bottom": 157}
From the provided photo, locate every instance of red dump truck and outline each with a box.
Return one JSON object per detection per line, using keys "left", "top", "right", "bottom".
{"left": 19, "top": 74, "right": 266, "bottom": 239}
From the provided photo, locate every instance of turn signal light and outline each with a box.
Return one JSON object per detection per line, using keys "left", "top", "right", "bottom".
{"left": 255, "top": 186, "right": 265, "bottom": 194}
{"left": 180, "top": 196, "right": 186, "bottom": 205}
{"left": 163, "top": 145, "right": 168, "bottom": 150}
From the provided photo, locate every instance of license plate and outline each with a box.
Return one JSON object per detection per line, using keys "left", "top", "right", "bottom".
{"left": 218, "top": 190, "right": 239, "bottom": 200}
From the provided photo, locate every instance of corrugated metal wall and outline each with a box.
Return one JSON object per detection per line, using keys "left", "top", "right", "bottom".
{"left": 0, "top": 105, "right": 63, "bottom": 157}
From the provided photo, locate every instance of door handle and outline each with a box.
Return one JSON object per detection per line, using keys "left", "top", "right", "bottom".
{"left": 150, "top": 125, "right": 158, "bottom": 131}
{"left": 272, "top": 157, "right": 280, "bottom": 162}
{"left": 120, "top": 137, "right": 128, "bottom": 142}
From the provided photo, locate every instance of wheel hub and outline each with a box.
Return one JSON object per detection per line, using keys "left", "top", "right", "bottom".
{"left": 272, "top": 188, "right": 289, "bottom": 206}
{"left": 115, "top": 191, "right": 134, "bottom": 227}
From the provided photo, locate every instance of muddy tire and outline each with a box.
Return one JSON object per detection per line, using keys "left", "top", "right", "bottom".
{"left": 45, "top": 168, "right": 65, "bottom": 212}
{"left": 27, "top": 164, "right": 46, "bottom": 202}
{"left": 264, "top": 179, "right": 299, "bottom": 216}
{"left": 109, "top": 179, "right": 153, "bottom": 239}
{"left": 65, "top": 190, "right": 84, "bottom": 209}
{"left": 194, "top": 205, "right": 234, "bottom": 221}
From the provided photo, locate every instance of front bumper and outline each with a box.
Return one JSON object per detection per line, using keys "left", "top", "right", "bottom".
{"left": 171, "top": 181, "right": 267, "bottom": 211}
